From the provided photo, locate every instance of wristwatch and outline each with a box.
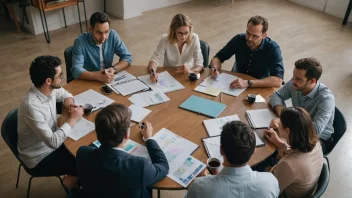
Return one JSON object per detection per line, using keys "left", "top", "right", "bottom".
{"left": 113, "top": 66, "right": 119, "bottom": 73}
{"left": 247, "top": 80, "right": 253, "bottom": 87}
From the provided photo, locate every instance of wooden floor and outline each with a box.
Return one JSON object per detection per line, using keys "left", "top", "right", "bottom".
{"left": 0, "top": 0, "right": 351, "bottom": 197}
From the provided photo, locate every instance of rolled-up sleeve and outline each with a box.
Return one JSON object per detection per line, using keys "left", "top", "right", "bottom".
{"left": 26, "top": 105, "right": 71, "bottom": 149}
{"left": 150, "top": 36, "right": 167, "bottom": 66}
{"left": 268, "top": 45, "right": 284, "bottom": 79}
{"left": 193, "top": 34, "right": 204, "bottom": 67}
{"left": 113, "top": 32, "right": 132, "bottom": 64}
{"left": 72, "top": 39, "right": 86, "bottom": 79}
{"left": 269, "top": 82, "right": 292, "bottom": 108}
{"left": 55, "top": 88, "right": 73, "bottom": 103}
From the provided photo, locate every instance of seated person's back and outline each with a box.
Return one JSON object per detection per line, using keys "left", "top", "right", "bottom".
{"left": 76, "top": 104, "right": 168, "bottom": 198}
{"left": 186, "top": 121, "right": 279, "bottom": 198}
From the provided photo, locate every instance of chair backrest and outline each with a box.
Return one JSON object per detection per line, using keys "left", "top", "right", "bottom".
{"left": 311, "top": 163, "right": 329, "bottom": 198}
{"left": 332, "top": 107, "right": 347, "bottom": 146}
{"left": 1, "top": 108, "right": 19, "bottom": 158}
{"left": 200, "top": 40, "right": 210, "bottom": 67}
{"left": 64, "top": 46, "right": 74, "bottom": 83}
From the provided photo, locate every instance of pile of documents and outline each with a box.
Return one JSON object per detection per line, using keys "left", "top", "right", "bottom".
{"left": 245, "top": 109, "right": 276, "bottom": 129}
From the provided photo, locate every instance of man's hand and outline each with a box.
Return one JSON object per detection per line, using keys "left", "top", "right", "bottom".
{"left": 210, "top": 67, "right": 220, "bottom": 79}
{"left": 197, "top": 168, "right": 210, "bottom": 177}
{"left": 149, "top": 72, "right": 159, "bottom": 83}
{"left": 67, "top": 106, "right": 84, "bottom": 127}
{"left": 67, "top": 104, "right": 78, "bottom": 113}
{"left": 269, "top": 118, "right": 280, "bottom": 129}
{"left": 99, "top": 69, "right": 114, "bottom": 83}
{"left": 140, "top": 121, "right": 153, "bottom": 139}
{"left": 176, "top": 64, "right": 189, "bottom": 74}
{"left": 229, "top": 78, "right": 248, "bottom": 88}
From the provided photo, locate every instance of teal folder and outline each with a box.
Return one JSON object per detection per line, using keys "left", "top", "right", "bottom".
{"left": 179, "top": 95, "right": 226, "bottom": 118}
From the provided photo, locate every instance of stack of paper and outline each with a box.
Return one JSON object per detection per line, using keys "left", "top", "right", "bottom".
{"left": 106, "top": 70, "right": 137, "bottom": 94}
{"left": 74, "top": 89, "right": 115, "bottom": 113}
{"left": 138, "top": 71, "right": 185, "bottom": 93}
{"left": 128, "top": 91, "right": 170, "bottom": 107}
{"left": 128, "top": 104, "right": 151, "bottom": 123}
{"left": 203, "top": 114, "right": 240, "bottom": 136}
{"left": 69, "top": 118, "right": 95, "bottom": 141}
{"left": 195, "top": 73, "right": 247, "bottom": 97}
{"left": 112, "top": 79, "right": 149, "bottom": 96}
{"left": 245, "top": 109, "right": 277, "bottom": 129}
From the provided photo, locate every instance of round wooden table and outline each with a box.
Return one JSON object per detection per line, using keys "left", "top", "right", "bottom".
{"left": 63, "top": 65, "right": 276, "bottom": 190}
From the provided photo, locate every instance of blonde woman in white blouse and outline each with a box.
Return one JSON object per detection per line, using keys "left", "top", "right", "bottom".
{"left": 148, "top": 13, "right": 204, "bottom": 82}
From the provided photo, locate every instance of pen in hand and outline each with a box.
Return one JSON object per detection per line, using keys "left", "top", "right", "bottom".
{"left": 150, "top": 69, "right": 158, "bottom": 82}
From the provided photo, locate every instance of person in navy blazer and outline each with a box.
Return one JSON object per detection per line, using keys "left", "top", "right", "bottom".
{"left": 76, "top": 104, "right": 169, "bottom": 198}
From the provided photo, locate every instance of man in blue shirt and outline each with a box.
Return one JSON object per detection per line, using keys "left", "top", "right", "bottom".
{"left": 210, "top": 15, "right": 284, "bottom": 88}
{"left": 72, "top": 12, "right": 132, "bottom": 83}
{"left": 269, "top": 57, "right": 335, "bottom": 153}
{"left": 186, "top": 121, "right": 279, "bottom": 198}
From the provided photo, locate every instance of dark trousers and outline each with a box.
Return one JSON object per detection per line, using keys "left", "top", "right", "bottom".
{"left": 320, "top": 138, "right": 333, "bottom": 154}
{"left": 29, "top": 145, "right": 78, "bottom": 176}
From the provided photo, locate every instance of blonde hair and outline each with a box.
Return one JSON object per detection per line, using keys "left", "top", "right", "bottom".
{"left": 168, "top": 14, "right": 193, "bottom": 45}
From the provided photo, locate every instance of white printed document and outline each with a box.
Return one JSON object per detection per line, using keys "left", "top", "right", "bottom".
{"left": 112, "top": 79, "right": 149, "bottom": 96}
{"left": 128, "top": 104, "right": 151, "bottom": 123}
{"left": 74, "top": 89, "right": 115, "bottom": 112}
{"left": 106, "top": 70, "right": 137, "bottom": 94}
{"left": 128, "top": 91, "right": 170, "bottom": 107}
{"left": 69, "top": 118, "right": 95, "bottom": 141}
{"left": 203, "top": 114, "right": 240, "bottom": 136}
{"left": 138, "top": 71, "right": 185, "bottom": 93}
{"left": 245, "top": 109, "right": 277, "bottom": 129}
{"left": 197, "top": 73, "right": 247, "bottom": 97}
{"left": 167, "top": 154, "right": 205, "bottom": 187}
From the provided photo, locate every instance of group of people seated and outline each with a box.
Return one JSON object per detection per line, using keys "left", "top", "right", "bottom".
{"left": 15, "top": 11, "right": 335, "bottom": 198}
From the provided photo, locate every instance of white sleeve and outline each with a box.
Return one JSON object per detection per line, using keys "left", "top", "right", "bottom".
{"left": 193, "top": 34, "right": 204, "bottom": 67}
{"left": 149, "top": 36, "right": 167, "bottom": 66}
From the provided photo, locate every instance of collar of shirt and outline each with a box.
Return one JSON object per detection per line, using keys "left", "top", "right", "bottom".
{"left": 31, "top": 84, "right": 52, "bottom": 103}
{"left": 303, "top": 82, "right": 320, "bottom": 99}
{"left": 112, "top": 147, "right": 125, "bottom": 152}
{"left": 220, "top": 165, "right": 252, "bottom": 176}
{"left": 88, "top": 32, "right": 97, "bottom": 46}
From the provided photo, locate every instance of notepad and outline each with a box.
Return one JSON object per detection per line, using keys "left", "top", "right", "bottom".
{"left": 128, "top": 91, "right": 170, "bottom": 107}
{"left": 128, "top": 104, "right": 151, "bottom": 123}
{"left": 106, "top": 70, "right": 137, "bottom": 94}
{"left": 138, "top": 71, "right": 185, "bottom": 93}
{"left": 245, "top": 109, "right": 277, "bottom": 129}
{"left": 194, "top": 85, "right": 222, "bottom": 96}
{"left": 179, "top": 95, "right": 226, "bottom": 118}
{"left": 112, "top": 79, "right": 149, "bottom": 96}
{"left": 203, "top": 114, "right": 240, "bottom": 136}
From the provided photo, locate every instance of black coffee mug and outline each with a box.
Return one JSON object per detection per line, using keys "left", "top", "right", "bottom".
{"left": 82, "top": 103, "right": 94, "bottom": 115}
{"left": 247, "top": 94, "right": 256, "bottom": 104}
{"left": 188, "top": 73, "right": 200, "bottom": 81}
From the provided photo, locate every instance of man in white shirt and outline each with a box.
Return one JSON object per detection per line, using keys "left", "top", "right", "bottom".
{"left": 186, "top": 121, "right": 279, "bottom": 198}
{"left": 17, "top": 56, "right": 83, "bottom": 188}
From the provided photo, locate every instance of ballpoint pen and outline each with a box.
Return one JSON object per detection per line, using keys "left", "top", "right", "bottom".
{"left": 150, "top": 68, "right": 158, "bottom": 82}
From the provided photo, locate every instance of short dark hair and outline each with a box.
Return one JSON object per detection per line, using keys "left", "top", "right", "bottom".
{"left": 220, "top": 121, "right": 255, "bottom": 166}
{"left": 90, "top": 12, "right": 110, "bottom": 28}
{"left": 247, "top": 15, "right": 269, "bottom": 33}
{"left": 95, "top": 104, "right": 131, "bottom": 148}
{"left": 295, "top": 57, "right": 323, "bottom": 81}
{"left": 280, "top": 107, "right": 318, "bottom": 153}
{"left": 29, "top": 55, "right": 61, "bottom": 87}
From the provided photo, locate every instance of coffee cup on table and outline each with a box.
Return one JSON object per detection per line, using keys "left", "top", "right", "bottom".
{"left": 206, "top": 157, "right": 221, "bottom": 174}
{"left": 82, "top": 103, "right": 94, "bottom": 115}
{"left": 247, "top": 94, "right": 256, "bottom": 104}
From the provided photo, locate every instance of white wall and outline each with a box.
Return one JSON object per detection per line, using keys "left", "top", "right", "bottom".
{"left": 289, "top": 0, "right": 352, "bottom": 22}
{"left": 107, "top": 0, "right": 191, "bottom": 19}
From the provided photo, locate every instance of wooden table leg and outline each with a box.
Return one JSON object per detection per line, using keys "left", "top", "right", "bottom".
{"left": 6, "top": 3, "right": 21, "bottom": 33}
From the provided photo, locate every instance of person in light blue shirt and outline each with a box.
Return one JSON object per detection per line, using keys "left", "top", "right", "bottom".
{"left": 269, "top": 57, "right": 335, "bottom": 153}
{"left": 186, "top": 121, "right": 279, "bottom": 198}
{"left": 72, "top": 12, "right": 132, "bottom": 83}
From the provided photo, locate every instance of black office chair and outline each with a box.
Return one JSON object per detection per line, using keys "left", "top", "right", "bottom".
{"left": 200, "top": 40, "right": 210, "bottom": 67}
{"left": 64, "top": 46, "right": 74, "bottom": 84}
{"left": 311, "top": 163, "right": 330, "bottom": 198}
{"left": 324, "top": 107, "right": 347, "bottom": 171}
{"left": 1, "top": 108, "right": 65, "bottom": 198}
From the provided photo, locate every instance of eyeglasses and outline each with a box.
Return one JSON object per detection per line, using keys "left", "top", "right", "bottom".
{"left": 95, "top": 29, "right": 110, "bottom": 36}
{"left": 176, "top": 31, "right": 190, "bottom": 37}
{"left": 55, "top": 72, "right": 64, "bottom": 80}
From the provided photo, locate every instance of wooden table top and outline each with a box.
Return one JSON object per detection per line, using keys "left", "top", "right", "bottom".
{"left": 63, "top": 65, "right": 276, "bottom": 190}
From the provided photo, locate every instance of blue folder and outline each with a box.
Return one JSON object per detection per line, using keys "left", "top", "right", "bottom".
{"left": 179, "top": 95, "right": 226, "bottom": 118}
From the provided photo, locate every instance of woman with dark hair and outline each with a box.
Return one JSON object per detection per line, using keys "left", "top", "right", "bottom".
{"left": 265, "top": 107, "right": 323, "bottom": 198}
